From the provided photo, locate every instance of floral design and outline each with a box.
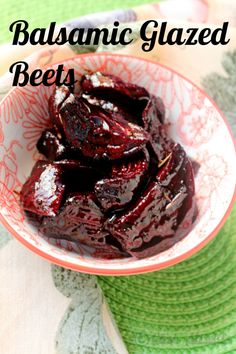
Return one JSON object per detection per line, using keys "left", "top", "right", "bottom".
{"left": 22, "top": 87, "right": 51, "bottom": 151}
{"left": 0, "top": 141, "right": 24, "bottom": 223}
{"left": 177, "top": 98, "right": 219, "bottom": 147}
{"left": 0, "top": 88, "right": 27, "bottom": 124}
{"left": 195, "top": 152, "right": 230, "bottom": 217}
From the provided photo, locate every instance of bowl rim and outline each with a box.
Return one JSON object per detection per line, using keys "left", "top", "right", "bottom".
{"left": 0, "top": 52, "right": 235, "bottom": 276}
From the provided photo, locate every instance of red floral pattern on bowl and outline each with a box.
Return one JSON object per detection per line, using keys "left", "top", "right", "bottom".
{"left": 0, "top": 53, "right": 235, "bottom": 275}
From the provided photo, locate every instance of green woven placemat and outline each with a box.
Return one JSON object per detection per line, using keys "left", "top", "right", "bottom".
{"left": 0, "top": 0, "right": 157, "bottom": 44}
{"left": 99, "top": 205, "right": 236, "bottom": 354}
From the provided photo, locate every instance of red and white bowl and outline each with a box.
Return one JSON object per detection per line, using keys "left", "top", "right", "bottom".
{"left": 0, "top": 53, "right": 235, "bottom": 275}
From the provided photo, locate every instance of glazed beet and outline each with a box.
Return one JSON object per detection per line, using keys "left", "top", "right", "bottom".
{"left": 82, "top": 93, "right": 120, "bottom": 113}
{"left": 91, "top": 237, "right": 128, "bottom": 259}
{"left": 60, "top": 94, "right": 149, "bottom": 160}
{"left": 20, "top": 161, "right": 65, "bottom": 217}
{"left": 157, "top": 143, "right": 195, "bottom": 199}
{"left": 40, "top": 191, "right": 124, "bottom": 257}
{"left": 37, "top": 129, "right": 66, "bottom": 161}
{"left": 106, "top": 181, "right": 168, "bottom": 251}
{"left": 82, "top": 93, "right": 136, "bottom": 124}
{"left": 82, "top": 75, "right": 172, "bottom": 163}
{"left": 81, "top": 72, "right": 149, "bottom": 100}
{"left": 142, "top": 94, "right": 165, "bottom": 130}
{"left": 62, "top": 161, "right": 105, "bottom": 192}
{"left": 40, "top": 192, "right": 106, "bottom": 243}
{"left": 141, "top": 94, "right": 175, "bottom": 162}
{"left": 106, "top": 144, "right": 195, "bottom": 258}
{"left": 21, "top": 72, "right": 196, "bottom": 259}
{"left": 95, "top": 149, "right": 149, "bottom": 211}
{"left": 81, "top": 72, "right": 149, "bottom": 125}
{"left": 48, "top": 85, "right": 72, "bottom": 135}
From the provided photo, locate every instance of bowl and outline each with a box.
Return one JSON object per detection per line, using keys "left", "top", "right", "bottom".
{"left": 0, "top": 53, "right": 235, "bottom": 275}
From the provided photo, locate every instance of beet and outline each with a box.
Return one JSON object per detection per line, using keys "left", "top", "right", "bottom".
{"left": 81, "top": 72, "right": 149, "bottom": 125}
{"left": 20, "top": 161, "right": 65, "bottom": 217}
{"left": 36, "top": 128, "right": 66, "bottom": 161}
{"left": 157, "top": 143, "right": 195, "bottom": 199}
{"left": 60, "top": 95, "right": 149, "bottom": 160}
{"left": 95, "top": 149, "right": 149, "bottom": 211}
{"left": 141, "top": 94, "right": 175, "bottom": 163}
{"left": 82, "top": 93, "right": 136, "bottom": 124}
{"left": 59, "top": 159, "right": 105, "bottom": 193}
{"left": 142, "top": 94, "right": 165, "bottom": 129}
{"left": 106, "top": 143, "right": 195, "bottom": 258}
{"left": 106, "top": 181, "right": 168, "bottom": 253}
{"left": 48, "top": 85, "right": 72, "bottom": 135}
{"left": 81, "top": 72, "right": 149, "bottom": 100}
{"left": 40, "top": 192, "right": 106, "bottom": 245}
{"left": 91, "top": 241, "right": 127, "bottom": 259}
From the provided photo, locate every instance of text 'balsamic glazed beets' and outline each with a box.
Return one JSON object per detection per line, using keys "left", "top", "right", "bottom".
{"left": 20, "top": 72, "right": 196, "bottom": 259}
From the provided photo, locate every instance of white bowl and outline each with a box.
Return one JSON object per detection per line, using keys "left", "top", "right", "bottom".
{"left": 0, "top": 53, "right": 235, "bottom": 275}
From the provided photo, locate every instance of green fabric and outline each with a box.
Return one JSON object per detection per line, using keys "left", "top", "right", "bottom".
{"left": 0, "top": 0, "right": 158, "bottom": 44}
{"left": 98, "top": 205, "right": 236, "bottom": 353}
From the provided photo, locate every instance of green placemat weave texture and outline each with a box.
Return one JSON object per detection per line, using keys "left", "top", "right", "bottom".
{"left": 99, "top": 205, "right": 236, "bottom": 354}
{"left": 0, "top": 0, "right": 157, "bottom": 44}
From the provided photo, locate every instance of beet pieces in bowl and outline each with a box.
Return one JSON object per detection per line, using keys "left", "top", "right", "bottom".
{"left": 20, "top": 72, "right": 196, "bottom": 259}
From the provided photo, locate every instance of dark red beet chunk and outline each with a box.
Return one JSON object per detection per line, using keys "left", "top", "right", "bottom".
{"left": 81, "top": 72, "right": 149, "bottom": 126}
{"left": 130, "top": 189, "right": 190, "bottom": 258}
{"left": 60, "top": 94, "right": 149, "bottom": 160}
{"left": 40, "top": 192, "right": 107, "bottom": 245}
{"left": 157, "top": 144, "right": 185, "bottom": 190}
{"left": 20, "top": 161, "right": 65, "bottom": 217}
{"left": 91, "top": 239, "right": 127, "bottom": 259}
{"left": 48, "top": 85, "right": 72, "bottom": 135}
{"left": 107, "top": 144, "right": 195, "bottom": 258}
{"left": 55, "top": 157, "right": 110, "bottom": 176}
{"left": 130, "top": 148, "right": 196, "bottom": 258}
{"left": 82, "top": 93, "right": 120, "bottom": 112}
{"left": 95, "top": 149, "right": 149, "bottom": 211}
{"left": 60, "top": 160, "right": 105, "bottom": 192}
{"left": 150, "top": 125, "right": 175, "bottom": 163}
{"left": 142, "top": 94, "right": 165, "bottom": 130}
{"left": 82, "top": 93, "right": 136, "bottom": 124}
{"left": 106, "top": 181, "right": 169, "bottom": 253}
{"left": 158, "top": 144, "right": 196, "bottom": 229}
{"left": 54, "top": 159, "right": 83, "bottom": 169}
{"left": 142, "top": 95, "right": 174, "bottom": 162}
{"left": 36, "top": 129, "right": 66, "bottom": 161}
{"left": 81, "top": 72, "right": 149, "bottom": 100}
{"left": 157, "top": 143, "right": 195, "bottom": 196}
